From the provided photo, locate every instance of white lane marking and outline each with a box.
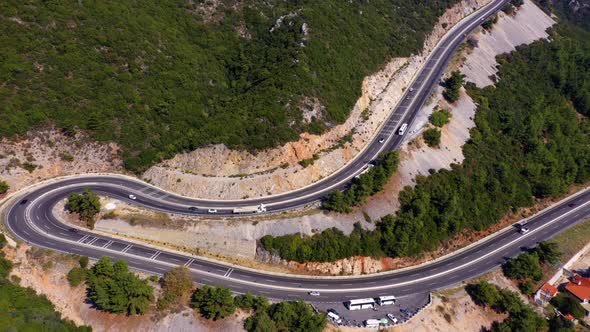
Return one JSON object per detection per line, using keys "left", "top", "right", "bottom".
{"left": 102, "top": 240, "right": 113, "bottom": 248}
{"left": 121, "top": 244, "right": 133, "bottom": 253}
{"left": 184, "top": 259, "right": 195, "bottom": 267}
{"left": 20, "top": 180, "right": 590, "bottom": 296}
{"left": 224, "top": 268, "right": 234, "bottom": 278}
{"left": 77, "top": 235, "right": 89, "bottom": 243}
{"left": 87, "top": 237, "right": 99, "bottom": 246}
{"left": 150, "top": 251, "right": 161, "bottom": 260}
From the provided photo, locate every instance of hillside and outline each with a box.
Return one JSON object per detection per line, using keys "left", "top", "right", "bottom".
{"left": 0, "top": 0, "right": 462, "bottom": 171}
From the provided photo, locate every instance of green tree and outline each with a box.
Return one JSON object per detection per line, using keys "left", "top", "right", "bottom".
{"left": 0, "top": 180, "right": 9, "bottom": 194}
{"left": 86, "top": 257, "right": 154, "bottom": 315}
{"left": 244, "top": 311, "right": 278, "bottom": 332}
{"left": 502, "top": 252, "right": 543, "bottom": 281}
{"left": 235, "top": 293, "right": 269, "bottom": 312}
{"left": 548, "top": 315, "right": 575, "bottom": 332}
{"left": 192, "top": 285, "right": 236, "bottom": 320}
{"left": 551, "top": 294, "right": 587, "bottom": 320}
{"left": 423, "top": 128, "right": 442, "bottom": 147}
{"left": 466, "top": 281, "right": 501, "bottom": 307}
{"left": 66, "top": 189, "right": 101, "bottom": 229}
{"left": 491, "top": 307, "right": 546, "bottom": 331}
{"left": 443, "top": 71, "right": 465, "bottom": 102}
{"left": 534, "top": 241, "right": 561, "bottom": 265}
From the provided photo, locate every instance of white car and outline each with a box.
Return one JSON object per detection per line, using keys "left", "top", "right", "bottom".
{"left": 387, "top": 313, "right": 398, "bottom": 324}
{"left": 128, "top": 194, "right": 137, "bottom": 200}
{"left": 208, "top": 209, "right": 218, "bottom": 214}
{"left": 519, "top": 226, "right": 530, "bottom": 234}
{"left": 379, "top": 137, "right": 385, "bottom": 143}
{"left": 308, "top": 291, "right": 321, "bottom": 296}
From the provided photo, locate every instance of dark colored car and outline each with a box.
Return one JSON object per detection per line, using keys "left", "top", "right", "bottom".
{"left": 68, "top": 228, "right": 79, "bottom": 233}
{"left": 20, "top": 199, "right": 28, "bottom": 205}
{"left": 188, "top": 207, "right": 198, "bottom": 212}
{"left": 568, "top": 203, "right": 576, "bottom": 208}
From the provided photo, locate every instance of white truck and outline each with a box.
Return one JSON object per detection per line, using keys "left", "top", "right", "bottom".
{"left": 233, "top": 203, "right": 267, "bottom": 214}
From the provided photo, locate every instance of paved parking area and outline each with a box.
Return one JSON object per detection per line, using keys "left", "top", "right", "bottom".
{"left": 314, "top": 292, "right": 431, "bottom": 328}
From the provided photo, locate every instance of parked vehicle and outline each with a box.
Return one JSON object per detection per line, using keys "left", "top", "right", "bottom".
{"left": 327, "top": 310, "right": 342, "bottom": 324}
{"left": 387, "top": 313, "right": 398, "bottom": 324}
{"left": 128, "top": 194, "right": 137, "bottom": 200}
{"left": 364, "top": 319, "right": 380, "bottom": 328}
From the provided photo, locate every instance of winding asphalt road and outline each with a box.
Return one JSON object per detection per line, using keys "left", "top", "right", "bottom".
{"left": 7, "top": 0, "right": 587, "bottom": 305}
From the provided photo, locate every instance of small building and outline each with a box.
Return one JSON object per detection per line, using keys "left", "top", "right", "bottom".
{"left": 563, "top": 314, "right": 578, "bottom": 325}
{"left": 535, "top": 283, "right": 558, "bottom": 305}
{"left": 565, "top": 275, "right": 590, "bottom": 304}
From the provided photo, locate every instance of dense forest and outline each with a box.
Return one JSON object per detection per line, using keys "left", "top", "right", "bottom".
{"left": 0, "top": 236, "right": 91, "bottom": 331}
{"left": 0, "top": 0, "right": 461, "bottom": 171}
{"left": 261, "top": 24, "right": 590, "bottom": 262}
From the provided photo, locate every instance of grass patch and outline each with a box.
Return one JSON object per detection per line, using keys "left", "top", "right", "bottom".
{"left": 552, "top": 218, "right": 590, "bottom": 260}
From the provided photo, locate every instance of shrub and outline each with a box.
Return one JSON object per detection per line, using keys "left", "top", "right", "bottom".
{"left": 21, "top": 162, "right": 37, "bottom": 173}
{"left": 67, "top": 267, "right": 87, "bottom": 287}
{"left": 322, "top": 151, "right": 399, "bottom": 212}
{"left": 533, "top": 241, "right": 561, "bottom": 265}
{"left": 0, "top": 234, "right": 7, "bottom": 248}
{"left": 78, "top": 256, "right": 89, "bottom": 269}
{"left": 0, "top": 180, "right": 9, "bottom": 194}
{"left": 158, "top": 266, "right": 194, "bottom": 309}
{"left": 430, "top": 109, "right": 451, "bottom": 127}
{"left": 482, "top": 14, "right": 498, "bottom": 30}
{"left": 423, "top": 128, "right": 442, "bottom": 147}
{"left": 60, "top": 152, "right": 75, "bottom": 162}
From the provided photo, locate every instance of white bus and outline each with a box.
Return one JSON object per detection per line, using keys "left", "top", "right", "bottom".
{"left": 364, "top": 319, "right": 380, "bottom": 328}
{"left": 398, "top": 123, "right": 408, "bottom": 135}
{"left": 377, "top": 295, "right": 396, "bottom": 306}
{"left": 345, "top": 298, "right": 376, "bottom": 310}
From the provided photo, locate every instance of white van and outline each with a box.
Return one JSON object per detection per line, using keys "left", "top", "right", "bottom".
{"left": 327, "top": 311, "right": 342, "bottom": 324}
{"left": 364, "top": 319, "right": 380, "bottom": 328}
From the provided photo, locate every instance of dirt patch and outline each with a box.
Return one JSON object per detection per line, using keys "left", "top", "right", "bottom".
{"left": 0, "top": 126, "right": 123, "bottom": 194}
{"left": 461, "top": 0, "right": 555, "bottom": 87}
{"left": 2, "top": 243, "right": 246, "bottom": 332}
